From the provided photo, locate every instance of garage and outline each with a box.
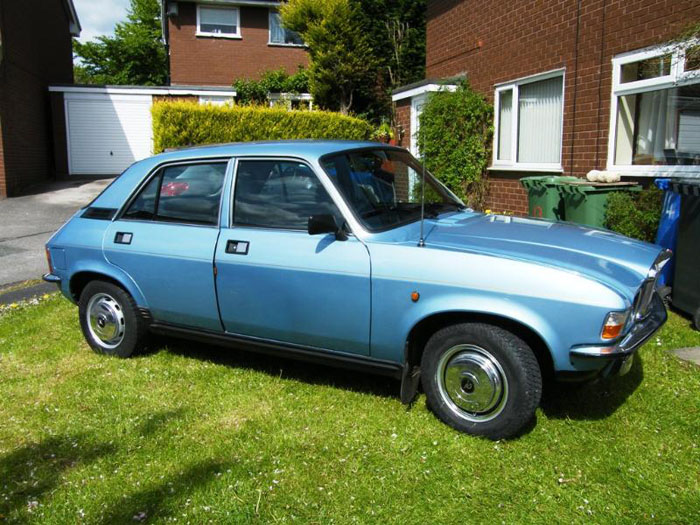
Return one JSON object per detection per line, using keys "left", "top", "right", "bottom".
{"left": 49, "top": 85, "right": 237, "bottom": 176}
{"left": 64, "top": 92, "right": 152, "bottom": 175}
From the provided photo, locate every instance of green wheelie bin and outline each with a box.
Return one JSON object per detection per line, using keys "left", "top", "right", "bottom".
{"left": 557, "top": 181, "right": 640, "bottom": 228}
{"left": 520, "top": 176, "right": 579, "bottom": 220}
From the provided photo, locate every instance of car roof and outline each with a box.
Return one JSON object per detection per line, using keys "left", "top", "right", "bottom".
{"left": 150, "top": 140, "right": 387, "bottom": 164}
{"left": 88, "top": 140, "right": 401, "bottom": 210}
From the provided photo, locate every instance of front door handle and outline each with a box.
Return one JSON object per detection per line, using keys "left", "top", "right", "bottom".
{"left": 225, "top": 240, "right": 249, "bottom": 255}
{"left": 114, "top": 232, "right": 133, "bottom": 245}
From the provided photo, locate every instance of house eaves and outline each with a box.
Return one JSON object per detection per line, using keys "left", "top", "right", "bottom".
{"left": 391, "top": 75, "right": 466, "bottom": 102}
{"left": 62, "top": 0, "right": 81, "bottom": 37}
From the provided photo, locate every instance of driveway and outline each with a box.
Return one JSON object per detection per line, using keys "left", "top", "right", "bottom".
{"left": 0, "top": 179, "right": 113, "bottom": 286}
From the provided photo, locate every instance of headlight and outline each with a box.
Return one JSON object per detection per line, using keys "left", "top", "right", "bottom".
{"left": 601, "top": 310, "right": 630, "bottom": 340}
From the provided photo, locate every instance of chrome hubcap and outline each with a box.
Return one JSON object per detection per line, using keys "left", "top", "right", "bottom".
{"left": 436, "top": 344, "right": 508, "bottom": 422}
{"left": 87, "top": 293, "right": 125, "bottom": 349}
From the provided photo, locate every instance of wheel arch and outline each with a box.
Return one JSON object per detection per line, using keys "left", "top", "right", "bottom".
{"left": 405, "top": 310, "right": 555, "bottom": 382}
{"left": 69, "top": 268, "right": 147, "bottom": 308}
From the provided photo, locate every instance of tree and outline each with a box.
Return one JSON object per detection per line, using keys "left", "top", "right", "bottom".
{"left": 357, "top": 0, "right": 425, "bottom": 89}
{"left": 73, "top": 0, "right": 167, "bottom": 85}
{"left": 280, "top": 0, "right": 380, "bottom": 115}
{"left": 280, "top": 0, "right": 425, "bottom": 121}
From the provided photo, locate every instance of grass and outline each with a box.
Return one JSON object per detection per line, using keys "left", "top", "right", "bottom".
{"left": 0, "top": 295, "right": 698, "bottom": 524}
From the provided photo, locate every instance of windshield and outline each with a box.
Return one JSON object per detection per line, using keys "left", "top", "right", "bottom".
{"left": 320, "top": 148, "right": 464, "bottom": 232}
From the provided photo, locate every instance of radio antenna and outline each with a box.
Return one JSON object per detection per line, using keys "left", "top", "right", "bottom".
{"left": 418, "top": 138, "right": 426, "bottom": 247}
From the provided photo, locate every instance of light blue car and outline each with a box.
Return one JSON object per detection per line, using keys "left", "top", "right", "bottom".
{"left": 44, "top": 141, "right": 670, "bottom": 439}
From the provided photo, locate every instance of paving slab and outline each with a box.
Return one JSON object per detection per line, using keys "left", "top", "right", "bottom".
{"left": 0, "top": 179, "right": 113, "bottom": 285}
{"left": 672, "top": 347, "right": 700, "bottom": 366}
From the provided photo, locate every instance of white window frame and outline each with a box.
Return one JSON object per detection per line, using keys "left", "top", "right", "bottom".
{"left": 268, "top": 10, "right": 304, "bottom": 47}
{"left": 410, "top": 93, "right": 427, "bottom": 157}
{"left": 268, "top": 92, "right": 313, "bottom": 110}
{"left": 607, "top": 41, "right": 700, "bottom": 176}
{"left": 196, "top": 4, "right": 241, "bottom": 39}
{"left": 491, "top": 69, "right": 565, "bottom": 172}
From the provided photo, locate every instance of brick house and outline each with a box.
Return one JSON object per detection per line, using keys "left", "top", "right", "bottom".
{"left": 393, "top": 0, "right": 700, "bottom": 215}
{"left": 0, "top": 0, "right": 80, "bottom": 198}
{"left": 162, "top": 0, "right": 309, "bottom": 86}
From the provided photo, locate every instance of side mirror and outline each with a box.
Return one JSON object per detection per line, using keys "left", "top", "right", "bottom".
{"left": 307, "top": 214, "right": 348, "bottom": 241}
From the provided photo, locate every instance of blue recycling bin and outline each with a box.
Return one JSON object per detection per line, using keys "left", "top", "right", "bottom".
{"left": 653, "top": 178, "right": 680, "bottom": 287}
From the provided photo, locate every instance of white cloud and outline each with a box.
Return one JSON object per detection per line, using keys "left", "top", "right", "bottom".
{"left": 73, "top": 0, "right": 132, "bottom": 43}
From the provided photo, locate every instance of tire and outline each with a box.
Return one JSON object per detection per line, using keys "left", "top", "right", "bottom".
{"left": 693, "top": 308, "right": 700, "bottom": 331}
{"left": 421, "top": 322, "right": 542, "bottom": 440}
{"left": 78, "top": 280, "right": 147, "bottom": 358}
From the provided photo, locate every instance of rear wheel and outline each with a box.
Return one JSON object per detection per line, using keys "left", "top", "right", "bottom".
{"left": 421, "top": 322, "right": 542, "bottom": 440}
{"left": 78, "top": 281, "right": 147, "bottom": 357}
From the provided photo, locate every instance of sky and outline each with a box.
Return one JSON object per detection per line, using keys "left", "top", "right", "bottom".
{"left": 73, "top": 0, "right": 131, "bottom": 43}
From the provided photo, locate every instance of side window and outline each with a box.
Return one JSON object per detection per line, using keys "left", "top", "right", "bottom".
{"left": 233, "top": 160, "right": 342, "bottom": 230}
{"left": 123, "top": 162, "right": 227, "bottom": 226}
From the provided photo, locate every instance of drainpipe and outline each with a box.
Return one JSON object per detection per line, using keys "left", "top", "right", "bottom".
{"left": 568, "top": 0, "right": 582, "bottom": 176}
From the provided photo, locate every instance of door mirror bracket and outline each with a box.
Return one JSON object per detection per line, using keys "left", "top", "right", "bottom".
{"left": 307, "top": 214, "right": 348, "bottom": 241}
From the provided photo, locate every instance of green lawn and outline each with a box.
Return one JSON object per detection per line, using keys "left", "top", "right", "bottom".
{"left": 1, "top": 295, "right": 698, "bottom": 524}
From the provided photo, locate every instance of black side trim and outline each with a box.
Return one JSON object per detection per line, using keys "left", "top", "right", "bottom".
{"left": 149, "top": 322, "right": 403, "bottom": 379}
{"left": 82, "top": 207, "right": 117, "bottom": 220}
{"left": 137, "top": 307, "right": 153, "bottom": 323}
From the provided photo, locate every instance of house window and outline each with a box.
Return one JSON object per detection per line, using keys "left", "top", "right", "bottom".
{"left": 493, "top": 71, "right": 564, "bottom": 170}
{"left": 269, "top": 11, "right": 303, "bottom": 46}
{"left": 197, "top": 5, "right": 240, "bottom": 38}
{"left": 610, "top": 43, "right": 700, "bottom": 171}
{"left": 198, "top": 95, "right": 234, "bottom": 106}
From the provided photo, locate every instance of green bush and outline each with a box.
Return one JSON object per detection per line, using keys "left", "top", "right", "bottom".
{"left": 232, "top": 68, "right": 310, "bottom": 105}
{"left": 152, "top": 101, "right": 374, "bottom": 152}
{"left": 604, "top": 187, "right": 663, "bottom": 242}
{"left": 416, "top": 80, "right": 493, "bottom": 209}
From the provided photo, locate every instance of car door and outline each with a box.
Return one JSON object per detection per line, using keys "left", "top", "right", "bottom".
{"left": 214, "top": 158, "right": 371, "bottom": 355}
{"left": 103, "top": 160, "right": 230, "bottom": 331}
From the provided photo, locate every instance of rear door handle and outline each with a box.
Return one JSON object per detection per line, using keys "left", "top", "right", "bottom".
{"left": 114, "top": 232, "right": 133, "bottom": 245}
{"left": 226, "top": 240, "right": 249, "bottom": 255}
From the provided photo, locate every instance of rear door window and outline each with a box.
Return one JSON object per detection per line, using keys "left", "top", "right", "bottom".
{"left": 123, "top": 162, "right": 228, "bottom": 226}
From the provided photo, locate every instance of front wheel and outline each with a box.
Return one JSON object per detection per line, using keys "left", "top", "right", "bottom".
{"left": 421, "top": 323, "right": 542, "bottom": 440}
{"left": 78, "top": 281, "right": 147, "bottom": 358}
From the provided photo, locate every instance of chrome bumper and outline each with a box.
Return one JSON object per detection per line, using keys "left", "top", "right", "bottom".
{"left": 42, "top": 273, "right": 61, "bottom": 283}
{"left": 570, "top": 291, "right": 667, "bottom": 359}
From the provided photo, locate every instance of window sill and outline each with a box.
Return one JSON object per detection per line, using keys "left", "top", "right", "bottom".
{"left": 196, "top": 32, "right": 242, "bottom": 39}
{"left": 488, "top": 165, "right": 564, "bottom": 173}
{"left": 267, "top": 42, "right": 306, "bottom": 48}
{"left": 611, "top": 166, "right": 700, "bottom": 177}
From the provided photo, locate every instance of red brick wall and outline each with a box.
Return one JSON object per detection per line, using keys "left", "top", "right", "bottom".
{"left": 425, "top": 0, "right": 700, "bottom": 214}
{"left": 168, "top": 2, "right": 309, "bottom": 85}
{"left": 0, "top": 0, "right": 74, "bottom": 197}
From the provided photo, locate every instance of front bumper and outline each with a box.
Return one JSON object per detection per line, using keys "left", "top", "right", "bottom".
{"left": 42, "top": 273, "right": 62, "bottom": 284}
{"left": 570, "top": 291, "right": 667, "bottom": 360}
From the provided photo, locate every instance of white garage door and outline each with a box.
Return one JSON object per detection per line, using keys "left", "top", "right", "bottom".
{"left": 65, "top": 93, "right": 153, "bottom": 175}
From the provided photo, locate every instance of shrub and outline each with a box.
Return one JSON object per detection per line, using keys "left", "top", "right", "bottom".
{"left": 604, "top": 187, "right": 663, "bottom": 242}
{"left": 152, "top": 101, "right": 374, "bottom": 152}
{"left": 232, "top": 68, "right": 310, "bottom": 105}
{"left": 416, "top": 80, "right": 493, "bottom": 209}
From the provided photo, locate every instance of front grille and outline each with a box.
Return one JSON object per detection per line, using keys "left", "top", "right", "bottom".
{"left": 633, "top": 278, "right": 656, "bottom": 320}
{"left": 633, "top": 250, "right": 672, "bottom": 320}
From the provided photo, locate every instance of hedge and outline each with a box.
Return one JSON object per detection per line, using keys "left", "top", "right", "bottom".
{"left": 152, "top": 101, "right": 374, "bottom": 152}
{"left": 415, "top": 80, "right": 493, "bottom": 209}
{"left": 604, "top": 186, "right": 663, "bottom": 243}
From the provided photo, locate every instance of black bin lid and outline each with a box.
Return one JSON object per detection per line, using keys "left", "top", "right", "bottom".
{"left": 670, "top": 179, "right": 700, "bottom": 196}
